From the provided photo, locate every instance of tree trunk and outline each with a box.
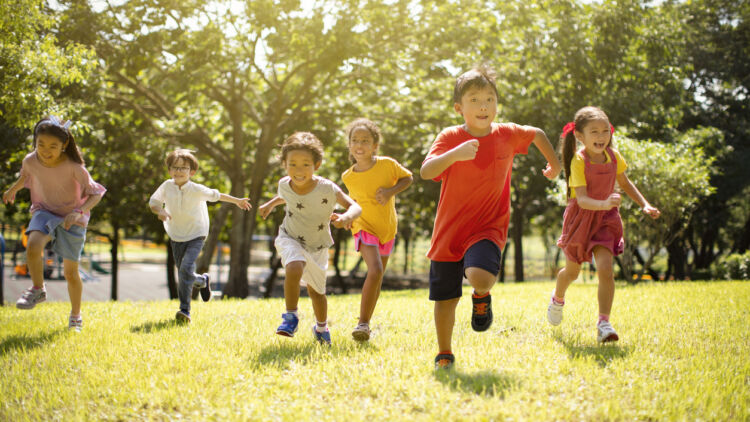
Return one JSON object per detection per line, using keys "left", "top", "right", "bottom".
{"left": 733, "top": 213, "right": 750, "bottom": 253}
{"left": 110, "top": 224, "right": 119, "bottom": 301}
{"left": 499, "top": 245, "right": 507, "bottom": 283}
{"left": 331, "top": 228, "right": 348, "bottom": 294}
{"left": 263, "top": 257, "right": 283, "bottom": 299}
{"left": 403, "top": 234, "right": 410, "bottom": 275}
{"left": 196, "top": 203, "right": 231, "bottom": 274}
{"left": 511, "top": 207, "right": 524, "bottom": 282}
{"left": 166, "top": 241, "right": 177, "bottom": 299}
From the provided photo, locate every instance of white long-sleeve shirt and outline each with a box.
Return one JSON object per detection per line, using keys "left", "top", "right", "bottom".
{"left": 149, "top": 180, "right": 220, "bottom": 242}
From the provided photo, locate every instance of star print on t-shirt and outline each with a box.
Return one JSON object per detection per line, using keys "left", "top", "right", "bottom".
{"left": 321, "top": 198, "right": 328, "bottom": 204}
{"left": 317, "top": 224, "right": 324, "bottom": 231}
{"left": 297, "top": 235, "right": 305, "bottom": 243}
{"left": 296, "top": 202, "right": 304, "bottom": 210}
{"left": 288, "top": 211, "right": 293, "bottom": 218}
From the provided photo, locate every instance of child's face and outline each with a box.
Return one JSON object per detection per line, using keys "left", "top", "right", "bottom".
{"left": 169, "top": 158, "right": 196, "bottom": 186}
{"left": 454, "top": 86, "right": 497, "bottom": 137}
{"left": 283, "top": 149, "right": 320, "bottom": 191}
{"left": 576, "top": 119, "right": 612, "bottom": 157}
{"left": 35, "top": 133, "right": 68, "bottom": 166}
{"left": 348, "top": 128, "right": 377, "bottom": 164}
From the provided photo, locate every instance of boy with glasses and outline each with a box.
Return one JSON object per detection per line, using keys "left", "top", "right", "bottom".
{"left": 149, "top": 149, "right": 251, "bottom": 323}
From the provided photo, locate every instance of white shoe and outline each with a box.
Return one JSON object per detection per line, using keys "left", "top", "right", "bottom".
{"left": 547, "top": 293, "right": 563, "bottom": 326}
{"left": 597, "top": 320, "right": 619, "bottom": 343}
{"left": 68, "top": 315, "right": 83, "bottom": 332}
{"left": 16, "top": 286, "right": 47, "bottom": 309}
{"left": 352, "top": 323, "right": 371, "bottom": 341}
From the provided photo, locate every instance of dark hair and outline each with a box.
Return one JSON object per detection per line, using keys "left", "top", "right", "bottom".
{"left": 33, "top": 116, "right": 84, "bottom": 164}
{"left": 281, "top": 132, "right": 324, "bottom": 164}
{"left": 345, "top": 118, "right": 381, "bottom": 163}
{"left": 561, "top": 106, "right": 612, "bottom": 198}
{"left": 453, "top": 65, "right": 499, "bottom": 104}
{"left": 165, "top": 149, "right": 199, "bottom": 171}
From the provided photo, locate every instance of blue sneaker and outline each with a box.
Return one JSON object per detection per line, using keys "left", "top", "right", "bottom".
{"left": 276, "top": 312, "right": 299, "bottom": 337}
{"left": 312, "top": 325, "right": 332, "bottom": 345}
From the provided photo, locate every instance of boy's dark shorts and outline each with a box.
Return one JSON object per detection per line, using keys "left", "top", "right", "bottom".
{"left": 429, "top": 239, "right": 502, "bottom": 301}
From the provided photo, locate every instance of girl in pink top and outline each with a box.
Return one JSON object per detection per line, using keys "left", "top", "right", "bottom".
{"left": 548, "top": 106, "right": 659, "bottom": 343}
{"left": 3, "top": 116, "right": 106, "bottom": 332}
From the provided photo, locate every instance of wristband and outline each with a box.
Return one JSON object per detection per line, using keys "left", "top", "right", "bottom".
{"left": 73, "top": 208, "right": 84, "bottom": 215}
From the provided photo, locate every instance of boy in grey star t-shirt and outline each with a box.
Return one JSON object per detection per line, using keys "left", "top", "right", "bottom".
{"left": 259, "top": 132, "right": 361, "bottom": 345}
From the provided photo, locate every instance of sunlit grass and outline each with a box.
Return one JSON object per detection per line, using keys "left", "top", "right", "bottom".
{"left": 1, "top": 281, "right": 748, "bottom": 421}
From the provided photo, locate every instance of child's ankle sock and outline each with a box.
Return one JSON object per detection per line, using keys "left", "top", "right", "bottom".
{"left": 598, "top": 314, "right": 610, "bottom": 324}
{"left": 32, "top": 285, "right": 44, "bottom": 290}
{"left": 472, "top": 291, "right": 489, "bottom": 299}
{"left": 315, "top": 321, "right": 328, "bottom": 333}
{"left": 287, "top": 309, "right": 298, "bottom": 317}
{"left": 552, "top": 296, "right": 565, "bottom": 305}
{"left": 438, "top": 350, "right": 453, "bottom": 356}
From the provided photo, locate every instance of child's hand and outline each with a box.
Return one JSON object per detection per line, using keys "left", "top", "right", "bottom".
{"left": 331, "top": 213, "right": 354, "bottom": 229}
{"left": 642, "top": 205, "right": 661, "bottom": 219}
{"left": 158, "top": 209, "right": 171, "bottom": 222}
{"left": 603, "top": 193, "right": 621, "bottom": 210}
{"left": 63, "top": 212, "right": 82, "bottom": 230}
{"left": 374, "top": 187, "right": 392, "bottom": 205}
{"left": 236, "top": 198, "right": 252, "bottom": 211}
{"left": 258, "top": 201, "right": 275, "bottom": 219}
{"left": 3, "top": 189, "right": 16, "bottom": 204}
{"left": 452, "top": 140, "right": 479, "bottom": 162}
{"left": 542, "top": 163, "right": 561, "bottom": 180}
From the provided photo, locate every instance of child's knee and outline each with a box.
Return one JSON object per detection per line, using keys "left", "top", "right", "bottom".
{"left": 465, "top": 267, "right": 496, "bottom": 288}
{"left": 285, "top": 261, "right": 305, "bottom": 277}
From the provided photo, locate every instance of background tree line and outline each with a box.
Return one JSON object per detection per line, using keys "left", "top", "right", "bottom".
{"left": 1, "top": 0, "right": 747, "bottom": 299}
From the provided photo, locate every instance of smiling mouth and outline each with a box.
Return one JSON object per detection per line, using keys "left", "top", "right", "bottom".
{"left": 594, "top": 142, "right": 606, "bottom": 148}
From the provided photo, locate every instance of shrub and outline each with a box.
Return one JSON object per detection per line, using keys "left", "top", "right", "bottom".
{"left": 716, "top": 252, "right": 750, "bottom": 280}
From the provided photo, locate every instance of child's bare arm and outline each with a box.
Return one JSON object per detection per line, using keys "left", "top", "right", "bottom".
{"left": 63, "top": 192, "right": 104, "bottom": 230}
{"left": 531, "top": 128, "right": 562, "bottom": 180}
{"left": 375, "top": 175, "right": 413, "bottom": 205}
{"left": 616, "top": 173, "right": 660, "bottom": 218}
{"left": 3, "top": 173, "right": 27, "bottom": 204}
{"left": 258, "top": 195, "right": 285, "bottom": 219}
{"left": 574, "top": 187, "right": 621, "bottom": 211}
{"left": 219, "top": 193, "right": 252, "bottom": 210}
{"left": 420, "top": 140, "right": 479, "bottom": 180}
{"left": 331, "top": 190, "right": 362, "bottom": 229}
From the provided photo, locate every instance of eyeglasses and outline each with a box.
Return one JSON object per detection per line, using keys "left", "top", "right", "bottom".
{"left": 170, "top": 166, "right": 191, "bottom": 172}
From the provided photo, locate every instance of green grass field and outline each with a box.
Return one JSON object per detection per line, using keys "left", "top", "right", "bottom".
{"left": 1, "top": 281, "right": 748, "bottom": 421}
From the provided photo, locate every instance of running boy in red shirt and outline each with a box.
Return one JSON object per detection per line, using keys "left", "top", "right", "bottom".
{"left": 420, "top": 65, "right": 561, "bottom": 369}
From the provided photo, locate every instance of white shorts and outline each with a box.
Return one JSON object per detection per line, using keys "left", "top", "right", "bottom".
{"left": 274, "top": 231, "right": 329, "bottom": 294}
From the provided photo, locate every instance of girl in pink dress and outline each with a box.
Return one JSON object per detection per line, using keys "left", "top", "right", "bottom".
{"left": 547, "top": 106, "right": 660, "bottom": 342}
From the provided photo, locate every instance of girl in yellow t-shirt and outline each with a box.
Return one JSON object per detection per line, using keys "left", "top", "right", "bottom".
{"left": 341, "top": 118, "right": 413, "bottom": 341}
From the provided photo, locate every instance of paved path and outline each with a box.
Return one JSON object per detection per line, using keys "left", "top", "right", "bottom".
{"left": 1, "top": 261, "right": 276, "bottom": 305}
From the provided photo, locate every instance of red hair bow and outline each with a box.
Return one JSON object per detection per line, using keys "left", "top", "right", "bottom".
{"left": 561, "top": 122, "right": 615, "bottom": 138}
{"left": 561, "top": 122, "right": 576, "bottom": 138}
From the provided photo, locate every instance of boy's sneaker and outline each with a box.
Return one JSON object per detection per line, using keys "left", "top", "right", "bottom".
{"left": 200, "top": 273, "right": 212, "bottom": 302}
{"left": 313, "top": 325, "right": 332, "bottom": 345}
{"left": 597, "top": 320, "right": 619, "bottom": 343}
{"left": 68, "top": 315, "right": 83, "bottom": 332}
{"left": 547, "top": 293, "right": 564, "bottom": 326}
{"left": 471, "top": 293, "right": 493, "bottom": 332}
{"left": 434, "top": 353, "right": 455, "bottom": 370}
{"left": 16, "top": 286, "right": 47, "bottom": 309}
{"left": 352, "top": 322, "right": 371, "bottom": 341}
{"left": 276, "top": 312, "right": 299, "bottom": 337}
{"left": 175, "top": 310, "right": 191, "bottom": 324}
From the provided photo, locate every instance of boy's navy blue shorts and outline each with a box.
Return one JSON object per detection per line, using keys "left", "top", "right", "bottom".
{"left": 429, "top": 239, "right": 502, "bottom": 301}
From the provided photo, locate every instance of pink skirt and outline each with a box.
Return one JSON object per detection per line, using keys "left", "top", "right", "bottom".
{"left": 557, "top": 201, "right": 624, "bottom": 264}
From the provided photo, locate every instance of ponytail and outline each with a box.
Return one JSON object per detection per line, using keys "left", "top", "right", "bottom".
{"left": 561, "top": 131, "right": 577, "bottom": 199}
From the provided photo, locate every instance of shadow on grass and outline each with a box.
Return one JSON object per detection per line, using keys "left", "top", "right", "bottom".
{"left": 553, "top": 332, "right": 632, "bottom": 367}
{"left": 130, "top": 319, "right": 181, "bottom": 333}
{"left": 254, "top": 342, "right": 317, "bottom": 368}
{"left": 435, "top": 368, "right": 519, "bottom": 397}
{"left": 0, "top": 329, "right": 65, "bottom": 356}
